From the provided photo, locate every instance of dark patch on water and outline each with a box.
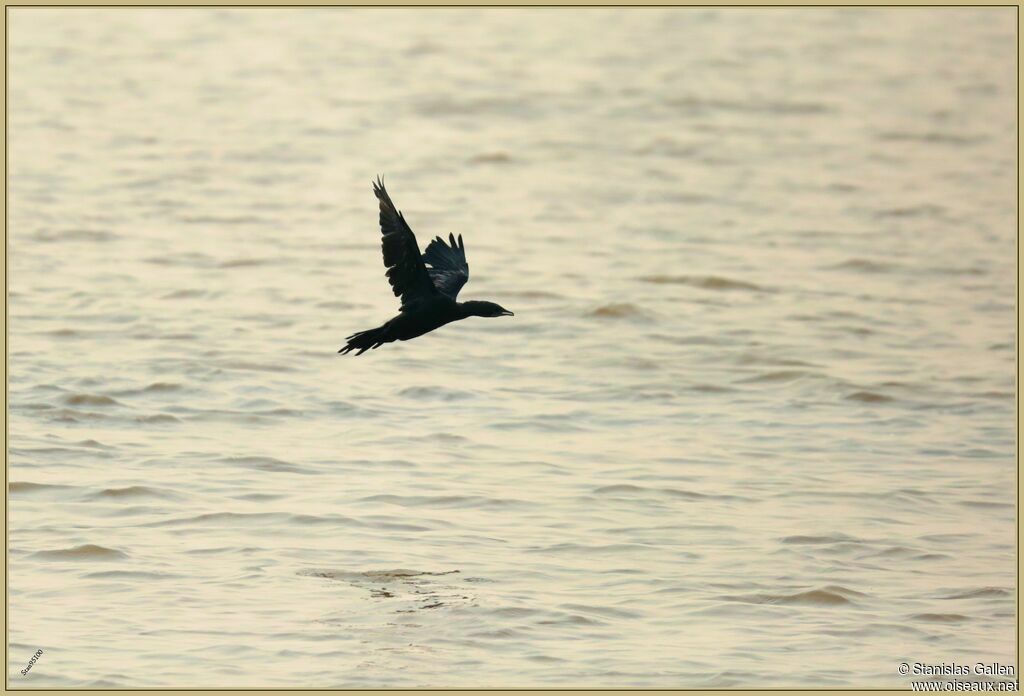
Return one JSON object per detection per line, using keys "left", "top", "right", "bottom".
{"left": 358, "top": 493, "right": 529, "bottom": 509}
{"left": 397, "top": 386, "right": 476, "bottom": 402}
{"left": 639, "top": 275, "right": 765, "bottom": 291}
{"left": 781, "top": 534, "right": 861, "bottom": 545}
{"left": 31, "top": 228, "right": 119, "bottom": 243}
{"left": 468, "top": 152, "right": 514, "bottom": 165}
{"left": 939, "top": 587, "right": 1012, "bottom": 600}
{"left": 911, "top": 613, "right": 971, "bottom": 623}
{"left": 586, "top": 303, "right": 650, "bottom": 320}
{"left": 720, "top": 585, "right": 864, "bottom": 607}
{"left": 9, "top": 481, "right": 77, "bottom": 497}
{"left": 592, "top": 484, "right": 747, "bottom": 502}
{"left": 136, "top": 414, "right": 180, "bottom": 424}
{"left": 219, "top": 456, "right": 311, "bottom": 474}
{"left": 62, "top": 394, "right": 120, "bottom": 407}
{"left": 828, "top": 258, "right": 900, "bottom": 273}
{"left": 845, "top": 390, "right": 893, "bottom": 403}
{"left": 31, "top": 544, "right": 128, "bottom": 561}
{"left": 85, "top": 485, "right": 179, "bottom": 501}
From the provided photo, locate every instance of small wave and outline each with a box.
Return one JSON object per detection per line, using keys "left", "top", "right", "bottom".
{"left": 502, "top": 289, "right": 564, "bottom": 300}
{"left": 468, "top": 152, "right": 513, "bottom": 165}
{"left": 538, "top": 613, "right": 604, "bottom": 627}
{"left": 639, "top": 275, "right": 764, "bottom": 291}
{"left": 9, "top": 481, "right": 75, "bottom": 496}
{"left": 219, "top": 258, "right": 271, "bottom": 268}
{"left": 257, "top": 408, "right": 303, "bottom": 417}
{"left": 421, "top": 432, "right": 469, "bottom": 443}
{"left": 635, "top": 137, "right": 704, "bottom": 159}
{"left": 77, "top": 439, "right": 112, "bottom": 449}
{"left": 151, "top": 511, "right": 361, "bottom": 528}
{"left": 722, "top": 586, "right": 863, "bottom": 607}
{"left": 13, "top": 402, "right": 56, "bottom": 411}
{"left": 219, "top": 361, "right": 296, "bottom": 373}
{"left": 84, "top": 570, "right": 182, "bottom": 580}
{"left": 144, "top": 252, "right": 215, "bottom": 267}
{"left": 31, "top": 544, "right": 128, "bottom": 561}
{"left": 185, "top": 546, "right": 264, "bottom": 556}
{"left": 136, "top": 414, "right": 180, "bottom": 424}
{"left": 316, "top": 300, "right": 362, "bottom": 310}
{"left": 874, "top": 203, "right": 946, "bottom": 219}
{"left": 112, "top": 380, "right": 184, "bottom": 397}
{"left": 586, "top": 303, "right": 649, "bottom": 320}
{"left": 560, "top": 603, "right": 642, "bottom": 620}
{"left": 182, "top": 216, "right": 270, "bottom": 226}
{"left": 911, "top": 613, "right": 971, "bottom": 623}
{"left": 233, "top": 493, "right": 285, "bottom": 502}
{"left": 666, "top": 95, "right": 830, "bottom": 116}
{"left": 397, "top": 386, "right": 476, "bottom": 402}
{"left": 593, "top": 484, "right": 745, "bottom": 502}
{"left": 529, "top": 542, "right": 664, "bottom": 555}
{"left": 403, "top": 40, "right": 444, "bottom": 56}
{"left": 781, "top": 534, "right": 860, "bottom": 545}
{"left": 132, "top": 331, "right": 197, "bottom": 342}
{"left": 104, "top": 505, "right": 166, "bottom": 518}
{"left": 31, "top": 228, "right": 118, "bottom": 243}
{"left": 489, "top": 418, "right": 588, "bottom": 433}
{"left": 50, "top": 408, "right": 109, "bottom": 423}
{"left": 735, "top": 354, "right": 817, "bottom": 368}
{"left": 360, "top": 515, "right": 432, "bottom": 532}
{"left": 621, "top": 357, "right": 660, "bottom": 371}
{"left": 688, "top": 383, "right": 736, "bottom": 393}
{"left": 828, "top": 258, "right": 899, "bottom": 273}
{"left": 43, "top": 328, "right": 81, "bottom": 338}
{"left": 86, "top": 485, "right": 177, "bottom": 500}
{"left": 861, "top": 545, "right": 917, "bottom": 559}
{"left": 220, "top": 456, "right": 310, "bottom": 474}
{"left": 845, "top": 391, "right": 893, "bottom": 403}
{"left": 736, "top": 370, "right": 811, "bottom": 384}
{"left": 961, "top": 500, "right": 1014, "bottom": 510}
{"left": 358, "top": 494, "right": 527, "bottom": 509}
{"left": 62, "top": 394, "right": 120, "bottom": 406}
{"left": 160, "top": 289, "right": 207, "bottom": 300}
{"left": 300, "top": 568, "right": 459, "bottom": 583}
{"left": 926, "top": 265, "right": 988, "bottom": 277}
{"left": 414, "top": 95, "right": 529, "bottom": 118}
{"left": 940, "top": 587, "right": 1012, "bottom": 600}
{"left": 974, "top": 390, "right": 1014, "bottom": 399}
{"left": 527, "top": 654, "right": 566, "bottom": 664}
{"left": 143, "top": 382, "right": 182, "bottom": 393}
{"left": 877, "top": 130, "right": 982, "bottom": 146}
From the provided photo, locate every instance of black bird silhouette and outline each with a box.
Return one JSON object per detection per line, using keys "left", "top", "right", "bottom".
{"left": 338, "top": 177, "right": 514, "bottom": 356}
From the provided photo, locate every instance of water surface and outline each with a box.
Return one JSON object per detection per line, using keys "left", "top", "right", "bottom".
{"left": 8, "top": 7, "right": 1017, "bottom": 688}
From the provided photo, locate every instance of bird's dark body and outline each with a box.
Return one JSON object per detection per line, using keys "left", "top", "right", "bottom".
{"left": 338, "top": 178, "right": 513, "bottom": 356}
{"left": 345, "top": 297, "right": 462, "bottom": 353}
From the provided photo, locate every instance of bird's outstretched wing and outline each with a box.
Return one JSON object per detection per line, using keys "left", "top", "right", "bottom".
{"left": 423, "top": 233, "right": 470, "bottom": 299}
{"left": 372, "top": 177, "right": 439, "bottom": 307}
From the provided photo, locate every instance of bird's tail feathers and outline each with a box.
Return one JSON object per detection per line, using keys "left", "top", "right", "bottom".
{"left": 338, "top": 324, "right": 391, "bottom": 356}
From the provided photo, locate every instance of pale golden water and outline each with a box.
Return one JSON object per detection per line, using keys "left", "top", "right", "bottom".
{"left": 7, "top": 8, "right": 1017, "bottom": 688}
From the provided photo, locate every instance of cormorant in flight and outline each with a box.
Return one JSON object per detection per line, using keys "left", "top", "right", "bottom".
{"left": 339, "top": 177, "right": 514, "bottom": 356}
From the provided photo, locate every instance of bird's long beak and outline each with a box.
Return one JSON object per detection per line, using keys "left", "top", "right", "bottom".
{"left": 501, "top": 310, "right": 515, "bottom": 317}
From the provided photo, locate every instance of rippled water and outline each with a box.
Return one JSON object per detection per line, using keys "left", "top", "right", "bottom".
{"left": 8, "top": 8, "right": 1016, "bottom": 688}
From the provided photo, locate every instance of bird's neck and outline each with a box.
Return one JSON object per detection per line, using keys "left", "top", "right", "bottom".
{"left": 456, "top": 300, "right": 484, "bottom": 318}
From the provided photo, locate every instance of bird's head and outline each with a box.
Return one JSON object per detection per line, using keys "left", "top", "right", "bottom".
{"left": 463, "top": 300, "right": 514, "bottom": 318}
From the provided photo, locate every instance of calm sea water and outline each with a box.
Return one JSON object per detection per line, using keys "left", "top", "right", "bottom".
{"left": 8, "top": 8, "right": 1017, "bottom": 688}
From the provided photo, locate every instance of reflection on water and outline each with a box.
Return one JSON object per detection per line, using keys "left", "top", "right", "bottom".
{"left": 8, "top": 7, "right": 1016, "bottom": 688}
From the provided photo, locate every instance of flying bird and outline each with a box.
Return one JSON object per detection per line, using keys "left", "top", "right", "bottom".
{"left": 338, "top": 177, "right": 514, "bottom": 355}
